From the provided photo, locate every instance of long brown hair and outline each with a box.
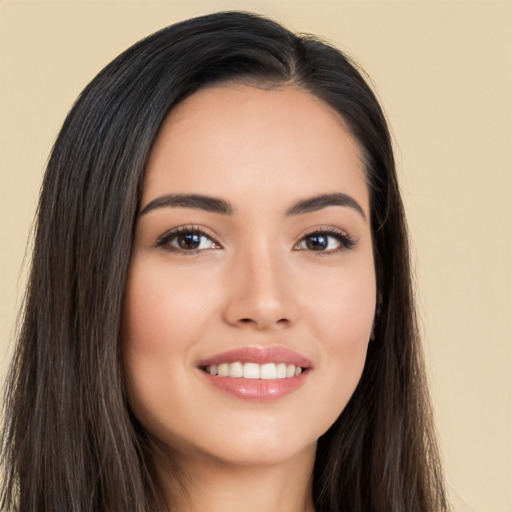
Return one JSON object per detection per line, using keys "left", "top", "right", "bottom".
{"left": 1, "top": 11, "right": 447, "bottom": 511}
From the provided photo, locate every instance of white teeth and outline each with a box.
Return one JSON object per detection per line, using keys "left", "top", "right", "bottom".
{"left": 218, "top": 363, "right": 229, "bottom": 377}
{"left": 276, "top": 363, "right": 287, "bottom": 379}
{"left": 229, "top": 361, "right": 244, "bottom": 378}
{"left": 243, "top": 362, "right": 260, "bottom": 379}
{"left": 260, "top": 363, "right": 277, "bottom": 380}
{"left": 204, "top": 362, "right": 304, "bottom": 379}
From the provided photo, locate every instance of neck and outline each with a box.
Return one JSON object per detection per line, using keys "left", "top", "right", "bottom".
{"left": 152, "top": 443, "right": 317, "bottom": 512}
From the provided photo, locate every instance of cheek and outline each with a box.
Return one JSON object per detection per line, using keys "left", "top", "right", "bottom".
{"left": 303, "top": 259, "right": 375, "bottom": 417}
{"left": 307, "top": 256, "right": 376, "bottom": 346}
{"left": 121, "top": 260, "right": 216, "bottom": 410}
{"left": 122, "top": 259, "right": 217, "bottom": 354}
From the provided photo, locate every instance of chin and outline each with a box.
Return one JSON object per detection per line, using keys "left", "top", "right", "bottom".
{"left": 148, "top": 419, "right": 318, "bottom": 470}
{"left": 203, "top": 437, "right": 317, "bottom": 468}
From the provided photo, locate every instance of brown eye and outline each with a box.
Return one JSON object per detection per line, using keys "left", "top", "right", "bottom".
{"left": 295, "top": 229, "right": 357, "bottom": 253}
{"left": 304, "top": 234, "right": 332, "bottom": 251}
{"left": 176, "top": 233, "right": 203, "bottom": 250}
{"left": 156, "top": 228, "right": 219, "bottom": 253}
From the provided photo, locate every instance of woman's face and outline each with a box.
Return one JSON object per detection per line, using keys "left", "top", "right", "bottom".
{"left": 122, "top": 85, "right": 376, "bottom": 469}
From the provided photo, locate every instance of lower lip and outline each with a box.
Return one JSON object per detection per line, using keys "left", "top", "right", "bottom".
{"left": 200, "top": 370, "right": 309, "bottom": 401}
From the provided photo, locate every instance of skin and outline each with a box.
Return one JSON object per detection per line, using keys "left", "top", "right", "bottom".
{"left": 122, "top": 84, "right": 376, "bottom": 512}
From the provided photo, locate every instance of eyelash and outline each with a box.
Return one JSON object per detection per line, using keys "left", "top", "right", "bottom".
{"left": 155, "top": 225, "right": 357, "bottom": 254}
{"left": 294, "top": 227, "right": 357, "bottom": 254}
{"left": 155, "top": 225, "right": 220, "bottom": 253}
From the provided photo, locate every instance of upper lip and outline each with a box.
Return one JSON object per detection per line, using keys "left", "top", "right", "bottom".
{"left": 197, "top": 346, "right": 312, "bottom": 368}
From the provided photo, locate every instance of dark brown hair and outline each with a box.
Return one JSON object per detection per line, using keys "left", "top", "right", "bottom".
{"left": 1, "top": 11, "right": 447, "bottom": 512}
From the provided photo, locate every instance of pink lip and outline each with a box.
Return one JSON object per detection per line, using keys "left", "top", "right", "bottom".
{"left": 197, "top": 346, "right": 312, "bottom": 368}
{"left": 201, "top": 371, "right": 309, "bottom": 401}
{"left": 197, "top": 346, "right": 312, "bottom": 402}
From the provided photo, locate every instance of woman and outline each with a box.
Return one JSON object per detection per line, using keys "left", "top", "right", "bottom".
{"left": 0, "top": 11, "right": 447, "bottom": 512}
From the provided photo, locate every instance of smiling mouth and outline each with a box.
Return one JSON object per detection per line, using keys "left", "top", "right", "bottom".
{"left": 201, "top": 362, "right": 304, "bottom": 379}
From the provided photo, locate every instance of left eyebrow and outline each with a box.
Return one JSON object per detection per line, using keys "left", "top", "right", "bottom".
{"left": 285, "top": 193, "right": 366, "bottom": 219}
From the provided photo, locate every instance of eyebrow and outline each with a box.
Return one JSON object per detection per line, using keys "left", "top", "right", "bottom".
{"left": 285, "top": 193, "right": 366, "bottom": 219}
{"left": 139, "top": 192, "right": 366, "bottom": 219}
{"left": 140, "top": 194, "right": 233, "bottom": 216}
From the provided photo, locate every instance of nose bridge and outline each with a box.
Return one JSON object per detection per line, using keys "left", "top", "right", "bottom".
{"left": 223, "top": 233, "right": 296, "bottom": 329}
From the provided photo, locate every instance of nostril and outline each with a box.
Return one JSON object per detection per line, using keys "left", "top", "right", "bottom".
{"left": 238, "top": 317, "right": 289, "bottom": 326}
{"left": 235, "top": 317, "right": 291, "bottom": 330}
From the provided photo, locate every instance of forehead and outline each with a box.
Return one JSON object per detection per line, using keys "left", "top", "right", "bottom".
{"left": 143, "top": 85, "right": 369, "bottom": 215}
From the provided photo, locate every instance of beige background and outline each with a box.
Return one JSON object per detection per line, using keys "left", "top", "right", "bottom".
{"left": 1, "top": 1, "right": 511, "bottom": 511}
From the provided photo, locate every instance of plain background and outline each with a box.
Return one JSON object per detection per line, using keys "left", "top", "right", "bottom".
{"left": 0, "top": 1, "right": 510, "bottom": 511}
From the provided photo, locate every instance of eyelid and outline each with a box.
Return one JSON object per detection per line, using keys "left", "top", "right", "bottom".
{"left": 293, "top": 226, "right": 358, "bottom": 253}
{"left": 155, "top": 224, "right": 222, "bottom": 252}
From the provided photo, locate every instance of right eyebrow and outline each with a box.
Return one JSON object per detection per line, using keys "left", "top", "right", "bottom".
{"left": 139, "top": 194, "right": 233, "bottom": 216}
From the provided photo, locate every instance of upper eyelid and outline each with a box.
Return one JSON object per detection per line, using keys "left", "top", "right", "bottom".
{"left": 156, "top": 225, "right": 222, "bottom": 248}
{"left": 296, "top": 225, "right": 354, "bottom": 240}
{"left": 294, "top": 226, "right": 358, "bottom": 251}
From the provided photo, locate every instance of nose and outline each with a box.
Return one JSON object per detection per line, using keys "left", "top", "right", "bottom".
{"left": 222, "top": 244, "right": 298, "bottom": 331}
